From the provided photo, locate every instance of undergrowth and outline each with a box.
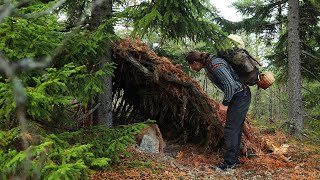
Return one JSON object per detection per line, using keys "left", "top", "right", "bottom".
{"left": 0, "top": 120, "right": 153, "bottom": 179}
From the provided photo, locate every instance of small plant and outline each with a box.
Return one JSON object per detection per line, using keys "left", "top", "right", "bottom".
{"left": 0, "top": 120, "right": 152, "bottom": 179}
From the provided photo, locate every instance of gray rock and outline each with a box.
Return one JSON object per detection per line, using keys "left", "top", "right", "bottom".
{"left": 138, "top": 134, "right": 160, "bottom": 154}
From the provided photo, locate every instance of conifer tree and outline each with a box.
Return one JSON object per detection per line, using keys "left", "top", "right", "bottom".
{"left": 227, "top": 0, "right": 320, "bottom": 135}
{"left": 89, "top": 0, "right": 114, "bottom": 127}
{"left": 228, "top": 0, "right": 320, "bottom": 81}
{"left": 288, "top": 0, "right": 303, "bottom": 137}
{"left": 122, "top": 0, "right": 229, "bottom": 49}
{"left": 58, "top": 0, "right": 234, "bottom": 128}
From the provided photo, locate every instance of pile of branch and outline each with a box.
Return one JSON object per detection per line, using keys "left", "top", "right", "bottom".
{"left": 112, "top": 38, "right": 263, "bottom": 153}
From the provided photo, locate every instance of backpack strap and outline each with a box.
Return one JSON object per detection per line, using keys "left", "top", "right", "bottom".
{"left": 207, "top": 62, "right": 225, "bottom": 74}
{"left": 241, "top": 49, "right": 263, "bottom": 66}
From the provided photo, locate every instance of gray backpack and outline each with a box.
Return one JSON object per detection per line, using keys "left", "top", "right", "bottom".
{"left": 217, "top": 48, "right": 261, "bottom": 86}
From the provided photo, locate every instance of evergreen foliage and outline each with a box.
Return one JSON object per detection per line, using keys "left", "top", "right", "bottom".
{"left": 0, "top": 1, "right": 116, "bottom": 128}
{"left": 58, "top": 0, "right": 90, "bottom": 28}
{"left": 120, "top": 0, "right": 231, "bottom": 50}
{"left": 0, "top": 121, "right": 149, "bottom": 179}
{"left": 0, "top": 1, "right": 122, "bottom": 178}
{"left": 302, "top": 82, "right": 320, "bottom": 141}
{"left": 1, "top": 0, "right": 318, "bottom": 177}
{"left": 0, "top": 60, "right": 114, "bottom": 128}
{"left": 0, "top": 8, "right": 62, "bottom": 61}
{"left": 228, "top": 0, "right": 320, "bottom": 139}
{"left": 228, "top": 0, "right": 320, "bottom": 82}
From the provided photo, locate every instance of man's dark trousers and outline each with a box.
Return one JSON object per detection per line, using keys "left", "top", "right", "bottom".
{"left": 224, "top": 87, "right": 251, "bottom": 164}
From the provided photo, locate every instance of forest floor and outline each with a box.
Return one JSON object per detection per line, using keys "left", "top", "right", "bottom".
{"left": 91, "top": 130, "right": 320, "bottom": 180}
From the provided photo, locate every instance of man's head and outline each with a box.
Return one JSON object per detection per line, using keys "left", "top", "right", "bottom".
{"left": 185, "top": 51, "right": 208, "bottom": 72}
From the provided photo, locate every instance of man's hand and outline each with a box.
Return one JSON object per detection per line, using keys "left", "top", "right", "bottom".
{"left": 219, "top": 103, "right": 228, "bottom": 112}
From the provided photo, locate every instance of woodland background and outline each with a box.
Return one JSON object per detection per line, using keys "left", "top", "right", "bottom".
{"left": 0, "top": 0, "right": 319, "bottom": 179}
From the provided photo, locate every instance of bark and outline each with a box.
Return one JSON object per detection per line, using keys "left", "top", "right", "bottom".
{"left": 90, "top": 0, "right": 113, "bottom": 127}
{"left": 288, "top": 0, "right": 303, "bottom": 137}
{"left": 276, "top": 85, "right": 282, "bottom": 121}
{"left": 269, "top": 88, "right": 274, "bottom": 124}
{"left": 253, "top": 88, "right": 261, "bottom": 119}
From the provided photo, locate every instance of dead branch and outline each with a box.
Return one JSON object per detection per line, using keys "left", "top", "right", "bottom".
{"left": 127, "top": 55, "right": 153, "bottom": 76}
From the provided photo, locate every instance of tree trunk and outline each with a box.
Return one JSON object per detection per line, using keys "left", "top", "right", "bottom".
{"left": 276, "top": 85, "right": 281, "bottom": 121}
{"left": 269, "top": 88, "right": 274, "bottom": 124}
{"left": 90, "top": 0, "right": 113, "bottom": 127}
{"left": 252, "top": 34, "right": 261, "bottom": 120}
{"left": 288, "top": 0, "right": 303, "bottom": 137}
{"left": 253, "top": 88, "right": 261, "bottom": 119}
